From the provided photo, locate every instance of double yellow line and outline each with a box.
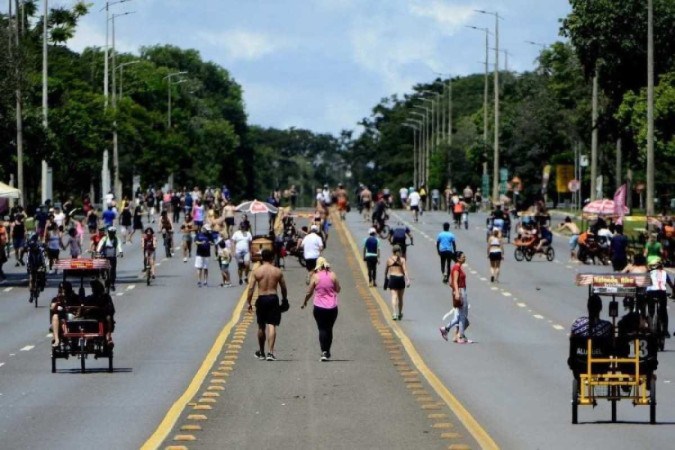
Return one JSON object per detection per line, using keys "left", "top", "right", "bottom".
{"left": 335, "top": 215, "right": 499, "bottom": 450}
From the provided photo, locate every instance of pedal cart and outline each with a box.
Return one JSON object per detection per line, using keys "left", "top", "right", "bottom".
{"left": 51, "top": 258, "right": 114, "bottom": 373}
{"left": 570, "top": 273, "right": 657, "bottom": 424}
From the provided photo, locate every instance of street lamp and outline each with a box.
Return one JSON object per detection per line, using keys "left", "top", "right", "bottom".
{"left": 110, "top": 10, "right": 135, "bottom": 201}
{"left": 101, "top": 0, "right": 131, "bottom": 108}
{"left": 467, "top": 25, "right": 492, "bottom": 190}
{"left": 41, "top": 0, "right": 51, "bottom": 204}
{"left": 403, "top": 120, "right": 422, "bottom": 187}
{"left": 432, "top": 72, "right": 453, "bottom": 146}
{"left": 422, "top": 90, "right": 442, "bottom": 146}
{"left": 116, "top": 60, "right": 140, "bottom": 97}
{"left": 164, "top": 72, "right": 188, "bottom": 128}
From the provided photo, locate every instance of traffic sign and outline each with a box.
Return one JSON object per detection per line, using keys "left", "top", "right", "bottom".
{"left": 568, "top": 179, "right": 580, "bottom": 192}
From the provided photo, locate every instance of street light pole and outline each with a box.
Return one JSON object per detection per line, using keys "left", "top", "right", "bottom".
{"left": 411, "top": 110, "right": 426, "bottom": 188}
{"left": 164, "top": 72, "right": 188, "bottom": 128}
{"left": 117, "top": 60, "right": 140, "bottom": 98}
{"left": 403, "top": 122, "right": 421, "bottom": 187}
{"left": 41, "top": 0, "right": 52, "bottom": 204}
{"left": 646, "top": 0, "right": 655, "bottom": 216}
{"left": 468, "top": 25, "right": 492, "bottom": 191}
{"left": 477, "top": 9, "right": 502, "bottom": 204}
{"left": 9, "top": 0, "right": 25, "bottom": 206}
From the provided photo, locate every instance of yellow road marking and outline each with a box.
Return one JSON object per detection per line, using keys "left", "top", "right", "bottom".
{"left": 337, "top": 216, "right": 499, "bottom": 450}
{"left": 140, "top": 289, "right": 249, "bottom": 449}
{"left": 172, "top": 435, "right": 196, "bottom": 441}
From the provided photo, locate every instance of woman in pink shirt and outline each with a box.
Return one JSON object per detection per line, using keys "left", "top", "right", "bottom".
{"left": 302, "top": 256, "right": 341, "bottom": 361}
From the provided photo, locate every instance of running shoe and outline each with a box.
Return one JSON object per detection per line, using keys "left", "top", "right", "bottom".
{"left": 490, "top": 276, "right": 494, "bottom": 282}
{"left": 320, "top": 351, "right": 329, "bottom": 362}
{"left": 456, "top": 337, "right": 469, "bottom": 344}
{"left": 183, "top": 257, "right": 187, "bottom": 263}
{"left": 266, "top": 353, "right": 277, "bottom": 361}
{"left": 392, "top": 314, "right": 398, "bottom": 321}
{"left": 439, "top": 327, "right": 449, "bottom": 341}
{"left": 197, "top": 281, "right": 202, "bottom": 287}
{"left": 255, "top": 350, "right": 265, "bottom": 360}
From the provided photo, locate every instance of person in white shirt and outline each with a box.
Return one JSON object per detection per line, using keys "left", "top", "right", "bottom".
{"left": 105, "top": 191, "right": 115, "bottom": 208}
{"left": 231, "top": 226, "right": 253, "bottom": 285}
{"left": 301, "top": 225, "right": 324, "bottom": 282}
{"left": 399, "top": 187, "right": 408, "bottom": 209}
{"left": 53, "top": 208, "right": 66, "bottom": 231}
{"left": 408, "top": 189, "right": 422, "bottom": 223}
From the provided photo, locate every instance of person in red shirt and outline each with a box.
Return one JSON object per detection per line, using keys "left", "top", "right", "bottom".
{"left": 90, "top": 226, "right": 106, "bottom": 255}
{"left": 440, "top": 251, "right": 470, "bottom": 343}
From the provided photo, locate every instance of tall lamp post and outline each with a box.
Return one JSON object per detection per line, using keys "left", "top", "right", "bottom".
{"left": 411, "top": 110, "right": 427, "bottom": 188}
{"left": 646, "top": 0, "right": 654, "bottom": 216}
{"left": 476, "top": 9, "right": 502, "bottom": 204}
{"left": 41, "top": 0, "right": 52, "bottom": 204}
{"left": 116, "top": 60, "right": 140, "bottom": 98}
{"left": 467, "top": 25, "right": 492, "bottom": 194}
{"left": 422, "top": 90, "right": 442, "bottom": 146}
{"left": 110, "top": 11, "right": 135, "bottom": 200}
{"left": 164, "top": 71, "right": 188, "bottom": 128}
{"left": 403, "top": 122, "right": 421, "bottom": 187}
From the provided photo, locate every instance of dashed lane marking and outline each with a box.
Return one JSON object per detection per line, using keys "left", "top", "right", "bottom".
{"left": 553, "top": 325, "right": 565, "bottom": 331}
{"left": 502, "top": 292, "right": 512, "bottom": 297}
{"left": 517, "top": 303, "right": 526, "bottom": 308}
{"left": 127, "top": 285, "right": 136, "bottom": 290}
{"left": 20, "top": 345, "right": 34, "bottom": 352}
{"left": 116, "top": 293, "right": 124, "bottom": 297}
{"left": 533, "top": 315, "right": 544, "bottom": 320}
{"left": 3, "top": 287, "right": 12, "bottom": 292}
{"left": 0, "top": 363, "right": 4, "bottom": 368}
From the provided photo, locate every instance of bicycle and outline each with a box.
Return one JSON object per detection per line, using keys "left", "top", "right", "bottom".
{"left": 28, "top": 264, "right": 46, "bottom": 307}
{"left": 143, "top": 249, "right": 155, "bottom": 286}
{"left": 646, "top": 291, "right": 668, "bottom": 351}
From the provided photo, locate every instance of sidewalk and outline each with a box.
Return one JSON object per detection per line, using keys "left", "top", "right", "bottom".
{"left": 156, "top": 217, "right": 482, "bottom": 449}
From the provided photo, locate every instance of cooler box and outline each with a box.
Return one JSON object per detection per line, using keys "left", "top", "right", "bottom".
{"left": 251, "top": 237, "right": 273, "bottom": 262}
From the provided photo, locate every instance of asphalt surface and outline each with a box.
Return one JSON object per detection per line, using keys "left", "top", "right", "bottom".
{"left": 2, "top": 208, "right": 674, "bottom": 449}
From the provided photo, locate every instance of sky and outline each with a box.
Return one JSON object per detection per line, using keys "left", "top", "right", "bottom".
{"left": 62, "top": 0, "right": 572, "bottom": 135}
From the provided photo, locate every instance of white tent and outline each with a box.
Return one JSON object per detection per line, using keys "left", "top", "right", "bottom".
{"left": 0, "top": 182, "right": 21, "bottom": 199}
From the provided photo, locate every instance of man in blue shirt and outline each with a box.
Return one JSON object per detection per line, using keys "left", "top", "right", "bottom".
{"left": 101, "top": 205, "right": 117, "bottom": 229}
{"left": 363, "top": 227, "right": 380, "bottom": 287}
{"left": 437, "top": 222, "right": 457, "bottom": 283}
{"left": 389, "top": 223, "right": 413, "bottom": 258}
{"left": 610, "top": 224, "right": 629, "bottom": 272}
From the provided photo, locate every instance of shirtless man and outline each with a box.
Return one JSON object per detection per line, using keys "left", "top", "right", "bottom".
{"left": 247, "top": 249, "right": 288, "bottom": 361}
{"left": 360, "top": 186, "right": 373, "bottom": 222}
{"left": 557, "top": 216, "right": 580, "bottom": 259}
{"left": 222, "top": 201, "right": 236, "bottom": 238}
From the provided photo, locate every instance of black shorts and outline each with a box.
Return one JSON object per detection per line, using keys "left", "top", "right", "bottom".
{"left": 305, "top": 258, "right": 318, "bottom": 272}
{"left": 225, "top": 217, "right": 235, "bottom": 226}
{"left": 362, "top": 201, "right": 371, "bottom": 210}
{"left": 411, "top": 205, "right": 419, "bottom": 211}
{"left": 256, "top": 294, "right": 281, "bottom": 326}
{"left": 388, "top": 275, "right": 406, "bottom": 290}
{"left": 489, "top": 252, "right": 502, "bottom": 262}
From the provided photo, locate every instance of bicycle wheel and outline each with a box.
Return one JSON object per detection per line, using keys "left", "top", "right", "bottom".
{"left": 572, "top": 379, "right": 579, "bottom": 424}
{"left": 378, "top": 225, "right": 390, "bottom": 239}
{"left": 524, "top": 248, "right": 533, "bottom": 262}
{"left": 514, "top": 247, "right": 524, "bottom": 262}
{"left": 546, "top": 247, "right": 555, "bottom": 262}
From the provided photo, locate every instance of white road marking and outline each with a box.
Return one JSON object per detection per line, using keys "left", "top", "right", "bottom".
{"left": 479, "top": 277, "right": 487, "bottom": 281}
{"left": 664, "top": 380, "right": 671, "bottom": 384}
{"left": 566, "top": 266, "right": 573, "bottom": 269}
{"left": 46, "top": 333, "right": 53, "bottom": 338}
{"left": 116, "top": 293, "right": 124, "bottom": 297}
{"left": 20, "top": 345, "right": 34, "bottom": 352}
{"left": 3, "top": 287, "right": 12, "bottom": 292}
{"left": 0, "top": 363, "right": 4, "bottom": 368}
{"left": 126, "top": 285, "right": 135, "bottom": 290}
{"left": 533, "top": 314, "right": 544, "bottom": 320}
{"left": 156, "top": 263, "right": 162, "bottom": 267}
{"left": 502, "top": 292, "right": 512, "bottom": 297}
{"left": 553, "top": 325, "right": 565, "bottom": 330}
{"left": 517, "top": 303, "right": 527, "bottom": 308}
{"left": 469, "top": 270, "right": 477, "bottom": 275}
{"left": 9, "top": 354, "right": 15, "bottom": 357}
{"left": 491, "top": 286, "right": 498, "bottom": 291}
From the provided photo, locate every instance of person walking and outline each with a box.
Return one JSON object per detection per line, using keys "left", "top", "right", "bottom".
{"left": 247, "top": 249, "right": 289, "bottom": 361}
{"left": 302, "top": 257, "right": 340, "bottom": 361}
{"left": 363, "top": 227, "right": 380, "bottom": 287}
{"left": 436, "top": 222, "right": 456, "bottom": 283}
{"left": 610, "top": 224, "right": 629, "bottom": 272}
{"left": 440, "top": 251, "right": 470, "bottom": 343}
{"left": 384, "top": 244, "right": 410, "bottom": 320}
{"left": 97, "top": 227, "right": 123, "bottom": 291}
{"left": 300, "top": 224, "right": 324, "bottom": 283}
{"left": 487, "top": 229, "right": 504, "bottom": 282}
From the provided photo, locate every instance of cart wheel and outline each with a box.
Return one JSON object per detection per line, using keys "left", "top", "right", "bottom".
{"left": 650, "top": 377, "right": 656, "bottom": 424}
{"left": 524, "top": 249, "right": 533, "bottom": 262}
{"left": 80, "top": 354, "right": 86, "bottom": 373}
{"left": 108, "top": 353, "right": 114, "bottom": 373}
{"left": 514, "top": 248, "right": 524, "bottom": 262}
{"left": 546, "top": 247, "right": 555, "bottom": 262}
{"left": 572, "top": 379, "right": 579, "bottom": 424}
{"left": 298, "top": 255, "right": 306, "bottom": 268}
{"left": 611, "top": 398, "right": 617, "bottom": 423}
{"left": 51, "top": 356, "right": 56, "bottom": 374}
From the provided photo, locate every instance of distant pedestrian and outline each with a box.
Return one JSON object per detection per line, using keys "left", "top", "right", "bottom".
{"left": 302, "top": 257, "right": 340, "bottom": 361}
{"left": 300, "top": 225, "right": 324, "bottom": 283}
{"left": 385, "top": 244, "right": 410, "bottom": 320}
{"left": 487, "top": 229, "right": 504, "bottom": 283}
{"left": 247, "top": 249, "right": 288, "bottom": 361}
{"left": 363, "top": 227, "right": 380, "bottom": 287}
{"left": 610, "top": 224, "right": 629, "bottom": 272}
{"left": 440, "top": 251, "right": 470, "bottom": 343}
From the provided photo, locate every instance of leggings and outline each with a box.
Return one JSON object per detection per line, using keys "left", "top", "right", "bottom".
{"left": 313, "top": 306, "right": 338, "bottom": 353}
{"left": 365, "top": 256, "right": 378, "bottom": 282}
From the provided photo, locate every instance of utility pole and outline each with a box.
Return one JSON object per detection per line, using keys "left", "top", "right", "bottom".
{"left": 41, "top": 0, "right": 52, "bottom": 205}
{"left": 646, "top": 0, "right": 655, "bottom": 216}
{"left": 590, "top": 69, "right": 599, "bottom": 201}
{"left": 10, "top": 0, "right": 25, "bottom": 206}
{"left": 467, "top": 25, "right": 491, "bottom": 190}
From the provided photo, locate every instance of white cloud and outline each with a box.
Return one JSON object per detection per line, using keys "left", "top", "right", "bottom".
{"left": 409, "top": 1, "right": 476, "bottom": 34}
{"left": 198, "top": 30, "right": 288, "bottom": 61}
{"left": 67, "top": 20, "right": 138, "bottom": 54}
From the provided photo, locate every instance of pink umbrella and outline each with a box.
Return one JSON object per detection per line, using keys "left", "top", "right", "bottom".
{"left": 582, "top": 199, "right": 629, "bottom": 216}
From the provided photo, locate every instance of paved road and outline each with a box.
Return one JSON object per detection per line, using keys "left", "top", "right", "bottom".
{"left": 2, "top": 208, "right": 674, "bottom": 449}
{"left": 343, "top": 208, "right": 675, "bottom": 449}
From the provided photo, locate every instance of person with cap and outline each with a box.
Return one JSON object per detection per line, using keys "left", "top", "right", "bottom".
{"left": 194, "top": 224, "right": 215, "bottom": 287}
{"left": 363, "top": 227, "right": 381, "bottom": 286}
{"left": 300, "top": 224, "right": 324, "bottom": 283}
{"left": 302, "top": 256, "right": 340, "bottom": 361}
{"left": 231, "top": 223, "right": 253, "bottom": 285}
{"left": 384, "top": 244, "right": 410, "bottom": 320}
{"left": 97, "top": 226, "right": 123, "bottom": 291}
{"left": 247, "top": 248, "right": 288, "bottom": 361}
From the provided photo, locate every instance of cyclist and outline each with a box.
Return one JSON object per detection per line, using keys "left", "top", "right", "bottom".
{"left": 141, "top": 227, "right": 157, "bottom": 279}
{"left": 25, "top": 234, "right": 46, "bottom": 303}
{"left": 646, "top": 259, "right": 674, "bottom": 340}
{"left": 159, "top": 210, "right": 174, "bottom": 258}
{"left": 97, "top": 227, "right": 123, "bottom": 291}
{"left": 389, "top": 222, "right": 413, "bottom": 258}
{"left": 372, "top": 197, "right": 388, "bottom": 233}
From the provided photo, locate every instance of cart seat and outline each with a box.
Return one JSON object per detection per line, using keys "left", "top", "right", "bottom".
{"left": 568, "top": 335, "right": 613, "bottom": 376}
